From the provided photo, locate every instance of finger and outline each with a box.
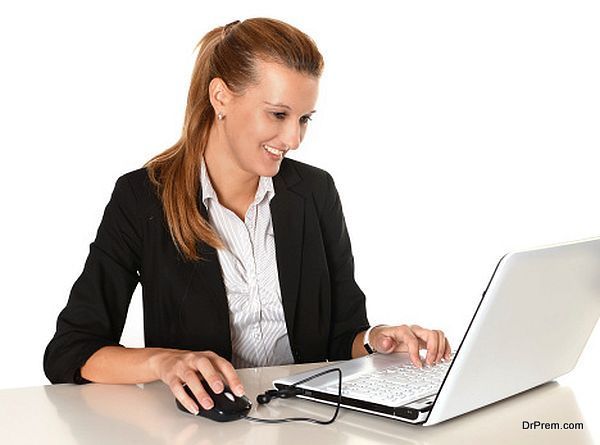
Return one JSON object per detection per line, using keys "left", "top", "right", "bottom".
{"left": 435, "top": 331, "right": 446, "bottom": 364}
{"left": 379, "top": 336, "right": 395, "bottom": 353}
{"left": 212, "top": 356, "right": 245, "bottom": 397}
{"left": 410, "top": 325, "right": 429, "bottom": 350}
{"left": 424, "top": 331, "right": 438, "bottom": 366}
{"left": 373, "top": 328, "right": 396, "bottom": 353}
{"left": 182, "top": 369, "right": 214, "bottom": 410}
{"left": 411, "top": 326, "right": 437, "bottom": 366}
{"left": 194, "top": 355, "right": 225, "bottom": 394}
{"left": 403, "top": 333, "right": 422, "bottom": 368}
{"left": 169, "top": 379, "right": 200, "bottom": 415}
{"left": 444, "top": 337, "right": 452, "bottom": 360}
{"left": 379, "top": 325, "right": 409, "bottom": 353}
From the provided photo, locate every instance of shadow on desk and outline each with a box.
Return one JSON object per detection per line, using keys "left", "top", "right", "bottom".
{"left": 42, "top": 381, "right": 343, "bottom": 445}
{"left": 285, "top": 382, "right": 594, "bottom": 445}
{"left": 42, "top": 380, "right": 593, "bottom": 445}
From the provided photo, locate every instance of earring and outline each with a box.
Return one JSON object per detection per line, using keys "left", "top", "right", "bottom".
{"left": 217, "top": 112, "right": 224, "bottom": 121}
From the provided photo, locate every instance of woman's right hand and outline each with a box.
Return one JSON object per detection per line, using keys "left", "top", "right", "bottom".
{"left": 150, "top": 349, "right": 244, "bottom": 415}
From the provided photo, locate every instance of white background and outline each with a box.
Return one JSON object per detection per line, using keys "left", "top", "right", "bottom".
{"left": 1, "top": 1, "right": 598, "bottom": 427}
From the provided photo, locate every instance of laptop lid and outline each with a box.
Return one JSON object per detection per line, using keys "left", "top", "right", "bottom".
{"left": 425, "top": 236, "right": 600, "bottom": 425}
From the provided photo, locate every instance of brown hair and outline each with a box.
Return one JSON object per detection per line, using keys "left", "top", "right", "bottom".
{"left": 143, "top": 18, "right": 324, "bottom": 262}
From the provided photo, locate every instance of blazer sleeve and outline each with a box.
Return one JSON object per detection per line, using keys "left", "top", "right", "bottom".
{"left": 318, "top": 172, "right": 370, "bottom": 360}
{"left": 43, "top": 174, "right": 143, "bottom": 384}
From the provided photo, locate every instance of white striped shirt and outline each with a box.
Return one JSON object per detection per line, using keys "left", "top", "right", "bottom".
{"left": 200, "top": 160, "right": 294, "bottom": 369}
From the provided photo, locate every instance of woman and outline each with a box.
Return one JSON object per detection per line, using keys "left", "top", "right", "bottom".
{"left": 44, "top": 18, "right": 451, "bottom": 416}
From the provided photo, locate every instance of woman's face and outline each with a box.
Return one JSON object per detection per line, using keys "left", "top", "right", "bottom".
{"left": 217, "top": 60, "right": 319, "bottom": 178}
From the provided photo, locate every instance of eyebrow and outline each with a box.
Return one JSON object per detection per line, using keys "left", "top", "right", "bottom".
{"left": 263, "top": 101, "right": 316, "bottom": 114}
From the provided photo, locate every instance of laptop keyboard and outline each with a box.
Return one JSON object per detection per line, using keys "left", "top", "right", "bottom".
{"left": 322, "top": 353, "right": 455, "bottom": 407}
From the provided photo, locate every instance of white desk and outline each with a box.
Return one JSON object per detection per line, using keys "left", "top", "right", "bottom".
{"left": 1, "top": 362, "right": 597, "bottom": 445}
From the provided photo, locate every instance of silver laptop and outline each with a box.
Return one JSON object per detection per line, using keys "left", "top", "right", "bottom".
{"left": 274, "top": 237, "right": 600, "bottom": 426}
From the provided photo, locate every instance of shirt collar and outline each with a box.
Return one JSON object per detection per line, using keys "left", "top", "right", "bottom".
{"left": 255, "top": 173, "right": 275, "bottom": 205}
{"left": 200, "top": 159, "right": 218, "bottom": 209}
{"left": 200, "top": 159, "right": 275, "bottom": 210}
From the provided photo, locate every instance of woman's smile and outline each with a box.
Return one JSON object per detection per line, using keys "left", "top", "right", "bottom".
{"left": 262, "top": 144, "right": 287, "bottom": 160}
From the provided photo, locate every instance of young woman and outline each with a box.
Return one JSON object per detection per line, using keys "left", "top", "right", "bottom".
{"left": 44, "top": 18, "right": 451, "bottom": 416}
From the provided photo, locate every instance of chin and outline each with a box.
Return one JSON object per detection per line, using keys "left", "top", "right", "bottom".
{"left": 257, "top": 163, "right": 282, "bottom": 178}
{"left": 254, "top": 158, "right": 283, "bottom": 177}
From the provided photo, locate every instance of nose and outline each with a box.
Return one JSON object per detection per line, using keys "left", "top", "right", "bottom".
{"left": 282, "top": 120, "right": 302, "bottom": 150}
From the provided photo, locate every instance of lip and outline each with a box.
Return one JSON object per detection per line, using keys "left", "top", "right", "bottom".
{"left": 263, "top": 144, "right": 288, "bottom": 158}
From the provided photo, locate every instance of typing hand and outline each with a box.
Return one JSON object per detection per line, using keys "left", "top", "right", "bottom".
{"left": 370, "top": 325, "right": 451, "bottom": 368}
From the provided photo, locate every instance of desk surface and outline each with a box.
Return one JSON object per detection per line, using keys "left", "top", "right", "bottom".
{"left": 1, "top": 362, "right": 598, "bottom": 445}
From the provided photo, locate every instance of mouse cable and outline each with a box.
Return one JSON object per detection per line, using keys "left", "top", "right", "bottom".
{"left": 245, "top": 367, "right": 342, "bottom": 425}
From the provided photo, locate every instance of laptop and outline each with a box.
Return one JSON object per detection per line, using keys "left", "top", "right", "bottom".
{"left": 274, "top": 237, "right": 600, "bottom": 426}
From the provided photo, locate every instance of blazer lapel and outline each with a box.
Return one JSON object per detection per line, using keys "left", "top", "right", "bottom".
{"left": 194, "top": 191, "right": 232, "bottom": 355}
{"left": 271, "top": 161, "right": 304, "bottom": 341}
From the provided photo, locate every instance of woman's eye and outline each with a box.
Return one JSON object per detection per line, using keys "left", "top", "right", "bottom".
{"left": 272, "top": 112, "right": 312, "bottom": 124}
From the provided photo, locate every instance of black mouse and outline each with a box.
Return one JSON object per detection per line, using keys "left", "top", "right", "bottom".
{"left": 175, "top": 379, "right": 252, "bottom": 422}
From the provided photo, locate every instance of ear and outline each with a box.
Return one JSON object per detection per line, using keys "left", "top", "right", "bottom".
{"left": 208, "top": 78, "right": 234, "bottom": 117}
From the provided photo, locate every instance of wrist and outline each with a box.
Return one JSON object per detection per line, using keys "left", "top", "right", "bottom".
{"left": 147, "top": 348, "right": 179, "bottom": 380}
{"left": 363, "top": 324, "right": 386, "bottom": 354}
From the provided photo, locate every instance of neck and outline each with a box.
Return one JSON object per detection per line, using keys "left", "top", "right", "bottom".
{"left": 203, "top": 124, "right": 259, "bottom": 207}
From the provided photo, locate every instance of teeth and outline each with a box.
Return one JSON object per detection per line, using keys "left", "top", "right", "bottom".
{"left": 263, "top": 144, "right": 284, "bottom": 156}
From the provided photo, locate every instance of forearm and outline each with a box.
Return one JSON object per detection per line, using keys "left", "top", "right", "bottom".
{"left": 351, "top": 329, "right": 368, "bottom": 359}
{"left": 80, "top": 346, "right": 182, "bottom": 384}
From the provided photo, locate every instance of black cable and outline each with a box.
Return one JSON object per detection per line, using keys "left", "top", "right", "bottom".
{"left": 245, "top": 367, "right": 343, "bottom": 425}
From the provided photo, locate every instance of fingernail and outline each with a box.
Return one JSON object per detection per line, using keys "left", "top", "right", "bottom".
{"left": 189, "top": 405, "right": 199, "bottom": 415}
{"left": 202, "top": 398, "right": 214, "bottom": 410}
{"left": 213, "top": 381, "right": 224, "bottom": 393}
{"left": 235, "top": 385, "right": 245, "bottom": 396}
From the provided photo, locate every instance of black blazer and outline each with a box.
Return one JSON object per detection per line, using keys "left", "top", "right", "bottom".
{"left": 44, "top": 158, "right": 370, "bottom": 384}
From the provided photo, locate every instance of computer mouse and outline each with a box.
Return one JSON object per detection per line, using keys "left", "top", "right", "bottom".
{"left": 175, "top": 379, "right": 252, "bottom": 422}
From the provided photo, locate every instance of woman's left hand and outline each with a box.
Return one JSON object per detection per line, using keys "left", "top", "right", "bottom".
{"left": 368, "top": 324, "right": 451, "bottom": 368}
